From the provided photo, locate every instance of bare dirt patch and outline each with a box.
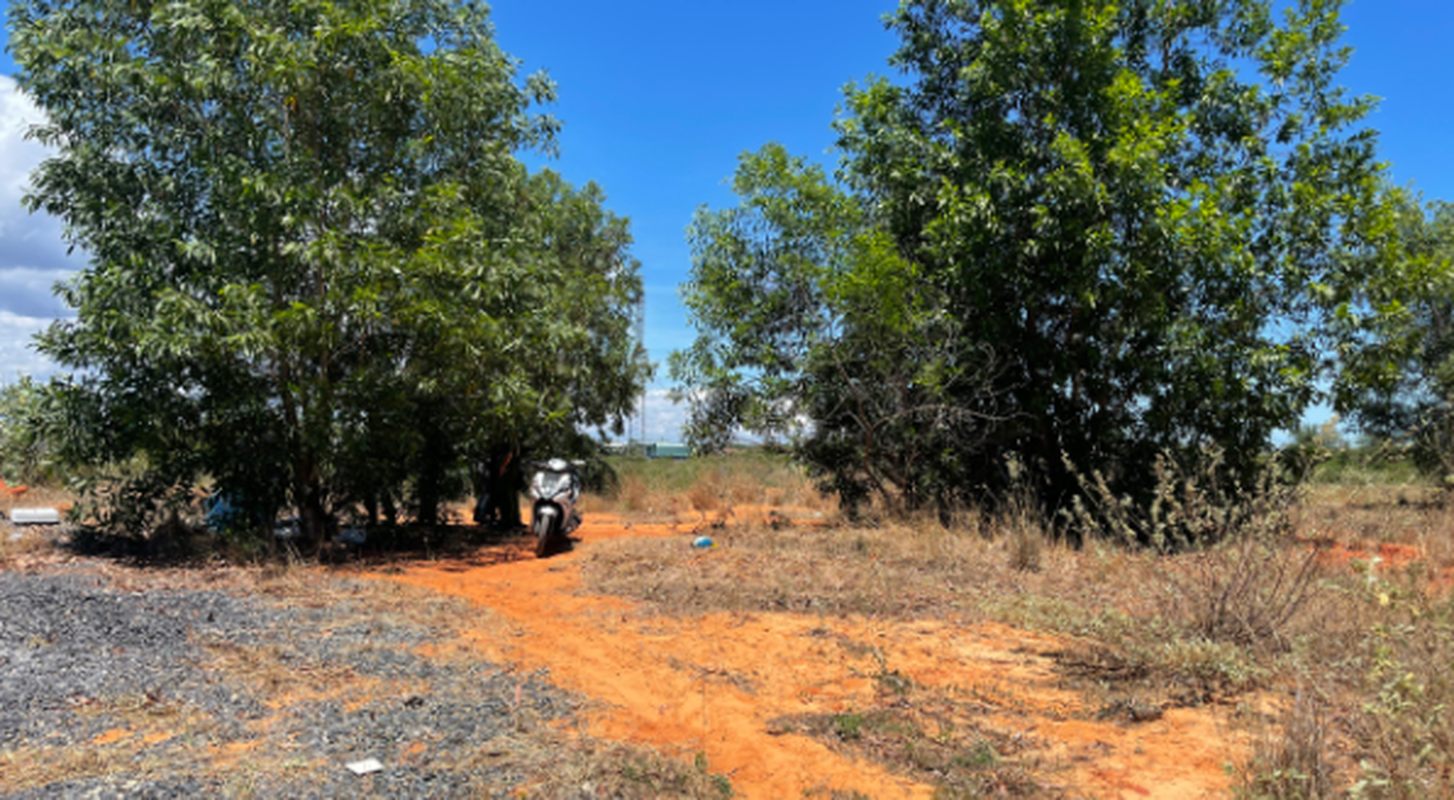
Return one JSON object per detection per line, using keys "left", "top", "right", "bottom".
{"left": 368, "top": 511, "right": 1254, "bottom": 799}
{"left": 0, "top": 558, "right": 724, "bottom": 798}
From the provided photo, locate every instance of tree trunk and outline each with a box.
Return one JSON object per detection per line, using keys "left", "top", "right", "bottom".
{"left": 417, "top": 471, "right": 441, "bottom": 527}
{"left": 414, "top": 400, "right": 451, "bottom": 527}
{"left": 481, "top": 449, "right": 522, "bottom": 529}
{"left": 302, "top": 482, "right": 329, "bottom": 555}
{"left": 292, "top": 453, "right": 330, "bottom": 554}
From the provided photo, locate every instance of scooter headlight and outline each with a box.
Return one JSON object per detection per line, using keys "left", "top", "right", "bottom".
{"left": 532, "top": 471, "right": 574, "bottom": 499}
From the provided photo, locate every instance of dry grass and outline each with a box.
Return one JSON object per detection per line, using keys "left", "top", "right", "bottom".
{"left": 776, "top": 667, "right": 1053, "bottom": 798}
{"left": 12, "top": 452, "right": 1454, "bottom": 796}
{"left": 1241, "top": 683, "right": 1337, "bottom": 799}
{"left": 582, "top": 510, "right": 1288, "bottom": 698}
{"left": 0, "top": 743, "right": 162, "bottom": 793}
{"left": 1301, "top": 483, "right": 1454, "bottom": 570}
{"left": 582, "top": 513, "right": 1054, "bottom": 619}
{"left": 514, "top": 735, "right": 735, "bottom": 799}
{"left": 580, "top": 472, "right": 1454, "bottom": 796}
{"left": 583, "top": 452, "right": 833, "bottom": 521}
{"left": 0, "top": 525, "right": 61, "bottom": 568}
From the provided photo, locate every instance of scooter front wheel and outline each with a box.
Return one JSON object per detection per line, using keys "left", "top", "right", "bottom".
{"left": 533, "top": 511, "right": 556, "bottom": 558}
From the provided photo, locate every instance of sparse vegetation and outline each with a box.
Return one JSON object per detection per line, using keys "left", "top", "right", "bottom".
{"left": 8, "top": 451, "right": 1454, "bottom": 797}
{"left": 5, "top": 0, "right": 1453, "bottom": 794}
{"left": 578, "top": 452, "right": 1454, "bottom": 796}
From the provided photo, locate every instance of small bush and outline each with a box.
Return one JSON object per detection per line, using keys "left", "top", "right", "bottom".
{"left": 1067, "top": 449, "right": 1322, "bottom": 654}
{"left": 1001, "top": 494, "right": 1048, "bottom": 573}
{"left": 1066, "top": 448, "right": 1301, "bottom": 551}
{"left": 1175, "top": 533, "right": 1322, "bottom": 653}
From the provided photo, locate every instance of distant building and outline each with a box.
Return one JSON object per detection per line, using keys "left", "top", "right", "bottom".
{"left": 601, "top": 441, "right": 692, "bottom": 459}
{"left": 644, "top": 441, "right": 692, "bottom": 460}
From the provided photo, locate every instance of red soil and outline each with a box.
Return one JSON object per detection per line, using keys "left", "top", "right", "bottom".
{"left": 1313, "top": 539, "right": 1454, "bottom": 594}
{"left": 1315, "top": 540, "right": 1423, "bottom": 570}
{"left": 362, "top": 513, "right": 1252, "bottom": 799}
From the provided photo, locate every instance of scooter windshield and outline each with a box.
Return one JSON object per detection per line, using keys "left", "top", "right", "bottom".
{"left": 531, "top": 470, "right": 574, "bottom": 500}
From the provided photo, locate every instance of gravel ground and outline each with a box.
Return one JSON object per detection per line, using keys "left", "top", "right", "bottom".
{"left": 0, "top": 565, "right": 579, "bottom": 798}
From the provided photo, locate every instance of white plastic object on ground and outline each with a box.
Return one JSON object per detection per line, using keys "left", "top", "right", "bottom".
{"left": 346, "top": 758, "right": 384, "bottom": 775}
{"left": 9, "top": 507, "right": 61, "bottom": 525}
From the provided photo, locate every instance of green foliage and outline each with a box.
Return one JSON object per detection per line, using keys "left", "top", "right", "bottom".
{"left": 9, "top": 0, "right": 649, "bottom": 540}
{"left": 1308, "top": 435, "right": 1423, "bottom": 486}
{"left": 832, "top": 711, "right": 865, "bottom": 741}
{"left": 674, "top": 0, "right": 1395, "bottom": 523}
{"left": 1334, "top": 194, "right": 1454, "bottom": 485}
{"left": 0, "top": 376, "right": 57, "bottom": 485}
{"left": 672, "top": 145, "right": 1005, "bottom": 519}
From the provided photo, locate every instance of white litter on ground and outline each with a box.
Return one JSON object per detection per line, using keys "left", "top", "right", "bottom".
{"left": 10, "top": 508, "right": 61, "bottom": 526}
{"left": 346, "top": 758, "right": 384, "bottom": 775}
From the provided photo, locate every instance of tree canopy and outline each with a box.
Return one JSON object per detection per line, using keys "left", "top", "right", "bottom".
{"left": 9, "top": 0, "right": 649, "bottom": 542}
{"left": 675, "top": 0, "right": 1397, "bottom": 529}
{"left": 1334, "top": 193, "right": 1454, "bottom": 481}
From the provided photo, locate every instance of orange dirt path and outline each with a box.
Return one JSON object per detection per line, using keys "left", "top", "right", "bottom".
{"left": 361, "top": 513, "right": 1249, "bottom": 799}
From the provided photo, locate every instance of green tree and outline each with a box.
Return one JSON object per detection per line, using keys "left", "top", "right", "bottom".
{"left": 1334, "top": 193, "right": 1454, "bottom": 483}
{"left": 0, "top": 376, "right": 54, "bottom": 486}
{"left": 10, "top": 0, "right": 649, "bottom": 543}
{"left": 676, "top": 0, "right": 1394, "bottom": 532}
{"left": 672, "top": 145, "right": 1006, "bottom": 519}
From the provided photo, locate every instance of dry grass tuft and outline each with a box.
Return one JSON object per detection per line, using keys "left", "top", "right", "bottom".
{"left": 684, "top": 471, "right": 724, "bottom": 517}
{"left": 1165, "top": 532, "right": 1324, "bottom": 654}
{"left": 777, "top": 665, "right": 1051, "bottom": 798}
{"left": 1002, "top": 496, "right": 1049, "bottom": 573}
{"left": 511, "top": 733, "right": 735, "bottom": 799}
{"left": 0, "top": 524, "right": 63, "bottom": 568}
{"left": 0, "top": 743, "right": 151, "bottom": 793}
{"left": 611, "top": 473, "right": 652, "bottom": 514}
{"left": 1242, "top": 684, "right": 1337, "bottom": 799}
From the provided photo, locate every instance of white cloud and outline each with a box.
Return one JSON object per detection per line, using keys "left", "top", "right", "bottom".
{"left": 638, "top": 387, "right": 687, "bottom": 443}
{"left": 0, "top": 76, "right": 77, "bottom": 380}
{"left": 0, "top": 311, "right": 59, "bottom": 383}
{"left": 602, "top": 387, "right": 688, "bottom": 443}
{"left": 0, "top": 266, "right": 72, "bottom": 318}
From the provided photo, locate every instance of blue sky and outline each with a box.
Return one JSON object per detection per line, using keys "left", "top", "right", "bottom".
{"left": 1, "top": 0, "right": 1451, "bottom": 439}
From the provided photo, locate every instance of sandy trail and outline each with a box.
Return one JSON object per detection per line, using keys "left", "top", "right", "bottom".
{"left": 365, "top": 513, "right": 1249, "bottom": 799}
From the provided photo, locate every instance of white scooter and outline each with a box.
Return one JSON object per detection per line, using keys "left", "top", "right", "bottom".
{"left": 529, "top": 459, "right": 582, "bottom": 557}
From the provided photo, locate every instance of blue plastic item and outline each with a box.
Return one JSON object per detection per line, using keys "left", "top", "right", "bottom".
{"left": 691, "top": 535, "right": 716, "bottom": 549}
